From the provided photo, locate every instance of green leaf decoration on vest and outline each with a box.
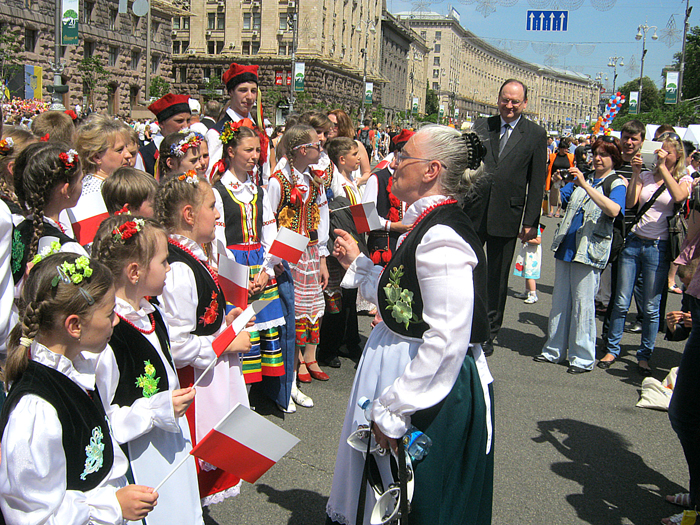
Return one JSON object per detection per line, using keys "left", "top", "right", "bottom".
{"left": 80, "top": 426, "right": 105, "bottom": 480}
{"left": 135, "top": 360, "right": 160, "bottom": 398}
{"left": 383, "top": 265, "right": 421, "bottom": 329}
{"left": 11, "top": 229, "right": 24, "bottom": 274}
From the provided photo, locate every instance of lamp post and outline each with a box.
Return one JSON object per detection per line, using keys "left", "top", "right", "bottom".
{"left": 358, "top": 20, "right": 376, "bottom": 124}
{"left": 288, "top": 8, "right": 297, "bottom": 113}
{"left": 635, "top": 21, "right": 658, "bottom": 111}
{"left": 408, "top": 71, "right": 414, "bottom": 126}
{"left": 48, "top": 0, "right": 66, "bottom": 110}
{"left": 607, "top": 55, "right": 624, "bottom": 93}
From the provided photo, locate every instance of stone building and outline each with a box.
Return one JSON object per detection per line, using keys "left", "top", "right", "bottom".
{"left": 171, "top": 0, "right": 385, "bottom": 125}
{"left": 0, "top": 0, "right": 182, "bottom": 117}
{"left": 396, "top": 10, "right": 600, "bottom": 130}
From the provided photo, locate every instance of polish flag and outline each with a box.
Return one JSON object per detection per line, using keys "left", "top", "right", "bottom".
{"left": 216, "top": 244, "right": 250, "bottom": 308}
{"left": 190, "top": 403, "right": 299, "bottom": 483}
{"left": 350, "top": 202, "right": 383, "bottom": 234}
{"left": 66, "top": 194, "right": 109, "bottom": 246}
{"left": 269, "top": 227, "right": 309, "bottom": 264}
{"left": 211, "top": 299, "right": 271, "bottom": 357}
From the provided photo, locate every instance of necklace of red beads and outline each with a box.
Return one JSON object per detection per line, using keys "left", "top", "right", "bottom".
{"left": 167, "top": 238, "right": 221, "bottom": 289}
{"left": 116, "top": 312, "right": 156, "bottom": 334}
{"left": 409, "top": 198, "right": 458, "bottom": 231}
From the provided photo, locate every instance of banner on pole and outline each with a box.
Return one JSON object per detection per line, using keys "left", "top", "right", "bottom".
{"left": 665, "top": 71, "right": 679, "bottom": 105}
{"left": 294, "top": 62, "right": 305, "bottom": 92}
{"left": 61, "top": 0, "right": 79, "bottom": 46}
{"left": 412, "top": 97, "right": 419, "bottom": 114}
{"left": 365, "top": 82, "right": 373, "bottom": 105}
{"left": 629, "top": 91, "right": 639, "bottom": 115}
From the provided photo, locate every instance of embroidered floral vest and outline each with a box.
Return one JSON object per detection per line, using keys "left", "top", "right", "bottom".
{"left": 213, "top": 180, "right": 264, "bottom": 245}
{"left": 271, "top": 170, "right": 321, "bottom": 241}
{"left": 0, "top": 361, "right": 115, "bottom": 491}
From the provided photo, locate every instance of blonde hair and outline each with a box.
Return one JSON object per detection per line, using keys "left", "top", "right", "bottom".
{"left": 660, "top": 136, "right": 688, "bottom": 181}
{"left": 76, "top": 115, "right": 131, "bottom": 174}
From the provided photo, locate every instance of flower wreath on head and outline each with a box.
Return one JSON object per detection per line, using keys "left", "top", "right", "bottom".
{"left": 170, "top": 132, "right": 204, "bottom": 158}
{"left": 219, "top": 118, "right": 269, "bottom": 166}
{"left": 178, "top": 170, "right": 199, "bottom": 185}
{"left": 112, "top": 218, "right": 145, "bottom": 244}
{"left": 58, "top": 149, "right": 79, "bottom": 170}
{"left": 0, "top": 137, "right": 14, "bottom": 155}
{"left": 53, "top": 256, "right": 94, "bottom": 287}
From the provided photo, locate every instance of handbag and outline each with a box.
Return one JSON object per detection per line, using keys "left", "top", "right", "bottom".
{"left": 623, "top": 182, "right": 667, "bottom": 248}
{"left": 667, "top": 199, "right": 689, "bottom": 261}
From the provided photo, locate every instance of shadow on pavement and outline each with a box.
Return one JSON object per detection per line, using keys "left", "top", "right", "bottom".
{"left": 256, "top": 484, "right": 329, "bottom": 525}
{"left": 497, "top": 325, "right": 547, "bottom": 357}
{"left": 533, "top": 418, "right": 685, "bottom": 525}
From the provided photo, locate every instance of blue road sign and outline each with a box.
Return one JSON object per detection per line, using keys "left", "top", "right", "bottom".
{"left": 527, "top": 10, "right": 568, "bottom": 31}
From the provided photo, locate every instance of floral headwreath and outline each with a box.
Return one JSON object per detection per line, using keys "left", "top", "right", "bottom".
{"left": 58, "top": 149, "right": 79, "bottom": 170}
{"left": 0, "top": 137, "right": 14, "bottom": 156}
{"left": 170, "top": 132, "right": 204, "bottom": 158}
{"left": 219, "top": 118, "right": 257, "bottom": 145}
{"left": 112, "top": 218, "right": 145, "bottom": 244}
{"left": 52, "top": 256, "right": 95, "bottom": 305}
{"left": 177, "top": 170, "right": 199, "bottom": 185}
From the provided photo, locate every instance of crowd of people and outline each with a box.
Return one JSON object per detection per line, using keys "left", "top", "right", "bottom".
{"left": 0, "top": 69, "right": 698, "bottom": 525}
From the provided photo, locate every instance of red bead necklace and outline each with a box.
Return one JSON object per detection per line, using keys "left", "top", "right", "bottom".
{"left": 168, "top": 238, "right": 221, "bottom": 289}
{"left": 116, "top": 312, "right": 156, "bottom": 334}
{"left": 409, "top": 198, "right": 458, "bottom": 231}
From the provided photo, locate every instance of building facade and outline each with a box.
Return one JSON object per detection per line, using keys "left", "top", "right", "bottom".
{"left": 0, "top": 0, "right": 181, "bottom": 117}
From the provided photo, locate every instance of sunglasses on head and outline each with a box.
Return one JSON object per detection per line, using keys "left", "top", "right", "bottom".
{"left": 657, "top": 132, "right": 681, "bottom": 143}
{"left": 599, "top": 135, "right": 617, "bottom": 143}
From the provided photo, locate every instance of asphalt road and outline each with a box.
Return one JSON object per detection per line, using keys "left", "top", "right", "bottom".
{"left": 203, "top": 218, "right": 689, "bottom": 525}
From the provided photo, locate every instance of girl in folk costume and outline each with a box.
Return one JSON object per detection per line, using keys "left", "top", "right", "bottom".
{"left": 11, "top": 143, "right": 88, "bottom": 288}
{"left": 158, "top": 131, "right": 206, "bottom": 181}
{"left": 206, "top": 63, "right": 272, "bottom": 185}
{"left": 0, "top": 253, "right": 158, "bottom": 523}
{"left": 213, "top": 121, "right": 286, "bottom": 387}
{"left": 156, "top": 172, "right": 252, "bottom": 505}
{"left": 268, "top": 125, "right": 330, "bottom": 407}
{"left": 0, "top": 128, "right": 36, "bottom": 221}
{"left": 91, "top": 216, "right": 202, "bottom": 524}
{"left": 298, "top": 112, "right": 335, "bottom": 190}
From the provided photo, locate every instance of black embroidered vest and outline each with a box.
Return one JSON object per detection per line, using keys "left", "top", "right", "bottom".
{"left": 270, "top": 170, "right": 320, "bottom": 242}
{"left": 377, "top": 203, "right": 489, "bottom": 343}
{"left": 167, "top": 243, "right": 224, "bottom": 336}
{"left": 213, "top": 180, "right": 264, "bottom": 246}
{"left": 108, "top": 308, "right": 173, "bottom": 408}
{"left": 139, "top": 141, "right": 158, "bottom": 177}
{"left": 12, "top": 219, "right": 80, "bottom": 284}
{"left": 0, "top": 361, "right": 115, "bottom": 491}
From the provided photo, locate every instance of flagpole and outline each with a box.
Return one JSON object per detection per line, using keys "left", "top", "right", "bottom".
{"left": 191, "top": 359, "right": 218, "bottom": 389}
{"left": 153, "top": 453, "right": 192, "bottom": 492}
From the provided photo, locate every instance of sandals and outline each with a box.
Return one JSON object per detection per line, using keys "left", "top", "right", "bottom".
{"left": 666, "top": 493, "right": 691, "bottom": 508}
{"left": 661, "top": 512, "right": 684, "bottom": 525}
{"left": 669, "top": 284, "right": 683, "bottom": 294}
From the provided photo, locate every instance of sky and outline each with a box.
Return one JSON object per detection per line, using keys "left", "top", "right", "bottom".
{"left": 386, "top": 0, "right": 698, "bottom": 91}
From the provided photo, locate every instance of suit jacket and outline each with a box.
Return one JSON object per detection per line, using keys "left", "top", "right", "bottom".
{"left": 466, "top": 114, "right": 547, "bottom": 238}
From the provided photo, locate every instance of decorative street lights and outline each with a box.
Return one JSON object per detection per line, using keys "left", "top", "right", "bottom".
{"left": 635, "top": 21, "right": 658, "bottom": 111}
{"left": 358, "top": 19, "right": 376, "bottom": 124}
{"left": 607, "top": 55, "right": 624, "bottom": 93}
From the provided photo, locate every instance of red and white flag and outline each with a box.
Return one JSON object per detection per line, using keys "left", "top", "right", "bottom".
{"left": 216, "top": 241, "right": 250, "bottom": 308}
{"left": 269, "top": 227, "right": 309, "bottom": 264}
{"left": 350, "top": 202, "right": 383, "bottom": 234}
{"left": 190, "top": 403, "right": 300, "bottom": 483}
{"left": 66, "top": 194, "right": 109, "bottom": 246}
{"left": 210, "top": 299, "right": 271, "bottom": 358}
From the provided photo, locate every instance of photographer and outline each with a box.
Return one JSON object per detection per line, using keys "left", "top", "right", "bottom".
{"left": 546, "top": 137, "right": 574, "bottom": 218}
{"left": 534, "top": 136, "right": 627, "bottom": 374}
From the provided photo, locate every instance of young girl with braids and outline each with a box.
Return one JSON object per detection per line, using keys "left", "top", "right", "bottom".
{"left": 268, "top": 124, "right": 330, "bottom": 408}
{"left": 0, "top": 127, "right": 37, "bottom": 220}
{"left": 11, "top": 142, "right": 88, "bottom": 287}
{"left": 156, "top": 172, "right": 252, "bottom": 505}
{"left": 213, "top": 121, "right": 286, "bottom": 391}
{"left": 0, "top": 252, "right": 159, "bottom": 523}
{"left": 91, "top": 215, "right": 203, "bottom": 524}
{"left": 158, "top": 131, "right": 206, "bottom": 180}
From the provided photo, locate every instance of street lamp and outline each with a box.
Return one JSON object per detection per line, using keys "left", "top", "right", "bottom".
{"left": 358, "top": 20, "right": 376, "bottom": 124}
{"left": 635, "top": 20, "right": 658, "bottom": 111}
{"left": 607, "top": 55, "right": 624, "bottom": 93}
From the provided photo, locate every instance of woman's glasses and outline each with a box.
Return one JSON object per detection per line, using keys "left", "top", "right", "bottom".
{"left": 293, "top": 141, "right": 322, "bottom": 151}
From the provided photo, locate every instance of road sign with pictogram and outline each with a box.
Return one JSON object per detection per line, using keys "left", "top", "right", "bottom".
{"left": 527, "top": 11, "right": 568, "bottom": 31}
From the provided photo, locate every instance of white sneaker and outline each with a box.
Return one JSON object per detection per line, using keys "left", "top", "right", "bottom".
{"left": 291, "top": 382, "right": 314, "bottom": 408}
{"left": 277, "top": 399, "right": 296, "bottom": 413}
{"left": 524, "top": 294, "right": 538, "bottom": 304}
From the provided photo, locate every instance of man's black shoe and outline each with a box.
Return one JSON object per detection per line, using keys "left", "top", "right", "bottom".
{"left": 625, "top": 321, "right": 642, "bottom": 333}
{"left": 482, "top": 340, "right": 494, "bottom": 357}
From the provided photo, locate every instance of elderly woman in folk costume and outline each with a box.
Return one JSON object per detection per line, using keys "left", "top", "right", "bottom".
{"left": 326, "top": 125, "right": 494, "bottom": 525}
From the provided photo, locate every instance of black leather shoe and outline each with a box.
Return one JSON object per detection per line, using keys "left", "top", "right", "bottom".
{"left": 597, "top": 359, "right": 615, "bottom": 370}
{"left": 625, "top": 321, "right": 643, "bottom": 334}
{"left": 319, "top": 356, "right": 341, "bottom": 368}
{"left": 567, "top": 365, "right": 591, "bottom": 374}
{"left": 638, "top": 363, "right": 653, "bottom": 376}
{"left": 482, "top": 340, "right": 494, "bottom": 357}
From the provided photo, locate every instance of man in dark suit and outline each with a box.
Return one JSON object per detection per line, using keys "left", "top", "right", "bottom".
{"left": 466, "top": 79, "right": 547, "bottom": 356}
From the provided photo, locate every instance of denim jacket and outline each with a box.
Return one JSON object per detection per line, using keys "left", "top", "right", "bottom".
{"left": 551, "top": 172, "right": 625, "bottom": 269}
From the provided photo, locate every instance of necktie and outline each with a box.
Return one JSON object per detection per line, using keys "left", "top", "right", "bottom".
{"left": 499, "top": 123, "right": 511, "bottom": 157}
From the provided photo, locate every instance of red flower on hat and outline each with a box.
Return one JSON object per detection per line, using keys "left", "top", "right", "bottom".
{"left": 64, "top": 109, "right": 78, "bottom": 120}
{"left": 39, "top": 133, "right": 50, "bottom": 142}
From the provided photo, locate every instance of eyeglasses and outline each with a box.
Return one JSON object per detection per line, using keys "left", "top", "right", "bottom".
{"left": 293, "top": 141, "right": 322, "bottom": 151}
{"left": 657, "top": 132, "right": 681, "bottom": 143}
{"left": 395, "top": 151, "right": 442, "bottom": 165}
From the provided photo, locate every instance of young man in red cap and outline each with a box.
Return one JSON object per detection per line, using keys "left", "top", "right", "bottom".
{"left": 134, "top": 93, "right": 191, "bottom": 175}
{"left": 206, "top": 63, "right": 271, "bottom": 184}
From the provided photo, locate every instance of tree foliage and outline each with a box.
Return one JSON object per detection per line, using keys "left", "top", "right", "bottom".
{"left": 77, "top": 57, "right": 108, "bottom": 99}
{"left": 425, "top": 81, "right": 438, "bottom": 116}
{"left": 0, "top": 29, "right": 23, "bottom": 93}
{"left": 149, "top": 76, "right": 170, "bottom": 99}
{"left": 668, "top": 26, "right": 700, "bottom": 100}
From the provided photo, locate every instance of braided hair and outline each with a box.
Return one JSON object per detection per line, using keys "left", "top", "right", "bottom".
{"left": 155, "top": 173, "right": 210, "bottom": 233}
{"left": 13, "top": 142, "right": 82, "bottom": 261}
{"left": 4, "top": 253, "right": 113, "bottom": 388}
{"left": 0, "top": 127, "right": 36, "bottom": 208}
{"left": 278, "top": 124, "right": 322, "bottom": 187}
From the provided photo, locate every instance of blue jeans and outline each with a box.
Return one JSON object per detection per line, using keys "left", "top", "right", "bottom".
{"left": 669, "top": 294, "right": 700, "bottom": 508}
{"left": 606, "top": 234, "right": 669, "bottom": 362}
{"left": 541, "top": 259, "right": 600, "bottom": 370}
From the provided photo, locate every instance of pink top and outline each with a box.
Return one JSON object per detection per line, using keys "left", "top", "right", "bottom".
{"left": 631, "top": 171, "right": 693, "bottom": 241}
{"left": 675, "top": 229, "right": 700, "bottom": 299}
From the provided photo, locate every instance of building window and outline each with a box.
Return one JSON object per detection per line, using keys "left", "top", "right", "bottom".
{"left": 252, "top": 41, "right": 259, "bottom": 54}
{"left": 152, "top": 21, "right": 160, "bottom": 40}
{"left": 242, "top": 41, "right": 250, "bottom": 54}
{"left": 173, "top": 17, "right": 180, "bottom": 29}
{"left": 60, "top": 45, "right": 67, "bottom": 58}
{"left": 278, "top": 44, "right": 286, "bottom": 55}
{"left": 433, "top": 69, "right": 439, "bottom": 78}
{"left": 253, "top": 13, "right": 261, "bottom": 30}
{"left": 243, "top": 13, "right": 251, "bottom": 30}
{"left": 420, "top": 30, "right": 426, "bottom": 39}
{"left": 203, "top": 67, "right": 211, "bottom": 79}
{"left": 183, "top": 17, "right": 190, "bottom": 29}
{"left": 108, "top": 46, "right": 118, "bottom": 67}
{"left": 132, "top": 15, "right": 139, "bottom": 35}
{"left": 208, "top": 13, "right": 216, "bottom": 29}
{"left": 208, "top": 41, "right": 215, "bottom": 54}
{"left": 279, "top": 14, "right": 288, "bottom": 31}
{"left": 151, "top": 54, "right": 160, "bottom": 74}
{"left": 216, "top": 41, "right": 224, "bottom": 53}
{"left": 109, "top": 8, "right": 117, "bottom": 30}
{"left": 173, "top": 41, "right": 180, "bottom": 54}
{"left": 214, "top": 67, "right": 222, "bottom": 79}
{"left": 131, "top": 50, "right": 140, "bottom": 70}
{"left": 24, "top": 29, "right": 37, "bottom": 52}
{"left": 217, "top": 14, "right": 225, "bottom": 30}
{"left": 433, "top": 56, "right": 440, "bottom": 66}
{"left": 432, "top": 82, "right": 439, "bottom": 91}
{"left": 182, "top": 40, "right": 189, "bottom": 52}
{"left": 435, "top": 30, "right": 441, "bottom": 40}
{"left": 83, "top": 1, "right": 94, "bottom": 23}
{"left": 180, "top": 66, "right": 187, "bottom": 82}
{"left": 434, "top": 43, "right": 440, "bottom": 53}
{"left": 84, "top": 40, "right": 95, "bottom": 58}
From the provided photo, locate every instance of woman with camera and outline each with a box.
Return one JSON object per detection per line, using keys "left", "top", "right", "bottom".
{"left": 546, "top": 137, "right": 575, "bottom": 218}
{"left": 534, "top": 136, "right": 627, "bottom": 374}
{"left": 599, "top": 132, "right": 693, "bottom": 376}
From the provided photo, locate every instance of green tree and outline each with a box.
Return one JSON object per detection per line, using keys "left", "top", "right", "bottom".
{"left": 77, "top": 57, "right": 108, "bottom": 105}
{"left": 612, "top": 100, "right": 698, "bottom": 129}
{"left": 149, "top": 76, "right": 170, "bottom": 99}
{"left": 425, "top": 81, "right": 438, "bottom": 116}
{"left": 609, "top": 76, "right": 660, "bottom": 122}
{"left": 667, "top": 26, "right": 700, "bottom": 100}
{"left": 0, "top": 29, "right": 23, "bottom": 98}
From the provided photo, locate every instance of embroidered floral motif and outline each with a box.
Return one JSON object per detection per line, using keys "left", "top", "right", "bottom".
{"left": 80, "top": 426, "right": 105, "bottom": 480}
{"left": 11, "top": 229, "right": 24, "bottom": 274}
{"left": 135, "top": 360, "right": 160, "bottom": 398}
{"left": 383, "top": 265, "right": 420, "bottom": 329}
{"left": 199, "top": 291, "right": 219, "bottom": 326}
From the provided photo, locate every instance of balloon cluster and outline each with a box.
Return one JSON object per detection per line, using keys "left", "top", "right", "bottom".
{"left": 600, "top": 92, "right": 626, "bottom": 134}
